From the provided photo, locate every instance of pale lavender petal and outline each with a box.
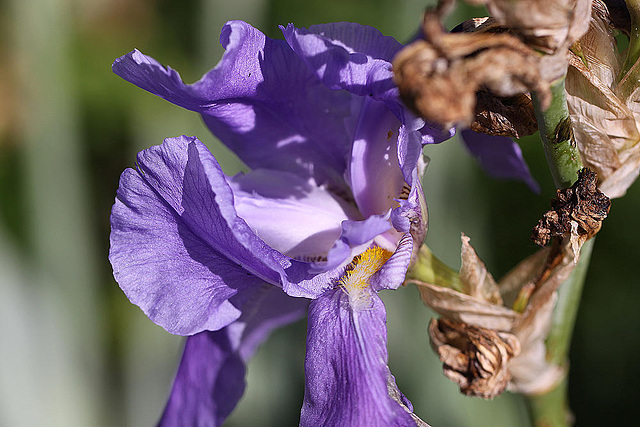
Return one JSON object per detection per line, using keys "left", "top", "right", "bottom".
{"left": 158, "top": 285, "right": 308, "bottom": 427}
{"left": 230, "top": 169, "right": 360, "bottom": 260}
{"left": 460, "top": 129, "right": 540, "bottom": 192}
{"left": 113, "top": 21, "right": 354, "bottom": 190}
{"left": 281, "top": 22, "right": 402, "bottom": 104}
{"left": 301, "top": 288, "right": 416, "bottom": 427}
{"left": 110, "top": 136, "right": 293, "bottom": 335}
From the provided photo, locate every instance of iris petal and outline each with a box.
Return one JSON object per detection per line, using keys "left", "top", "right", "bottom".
{"left": 301, "top": 288, "right": 416, "bottom": 427}
{"left": 110, "top": 136, "right": 292, "bottom": 335}
{"left": 113, "top": 21, "right": 355, "bottom": 191}
{"left": 158, "top": 285, "right": 308, "bottom": 427}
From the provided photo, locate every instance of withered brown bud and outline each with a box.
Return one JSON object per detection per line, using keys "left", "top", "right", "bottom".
{"left": 429, "top": 318, "right": 521, "bottom": 399}
{"left": 532, "top": 168, "right": 611, "bottom": 246}
{"left": 393, "top": 12, "right": 550, "bottom": 128}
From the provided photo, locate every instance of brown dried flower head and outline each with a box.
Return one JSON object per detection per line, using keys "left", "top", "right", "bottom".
{"left": 429, "top": 318, "right": 520, "bottom": 399}
{"left": 393, "top": 12, "right": 550, "bottom": 128}
{"left": 411, "top": 228, "right": 591, "bottom": 397}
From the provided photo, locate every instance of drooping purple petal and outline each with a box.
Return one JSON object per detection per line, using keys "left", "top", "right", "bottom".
{"left": 460, "top": 129, "right": 540, "bottom": 193}
{"left": 301, "top": 288, "right": 416, "bottom": 427}
{"left": 157, "top": 331, "right": 245, "bottom": 427}
{"left": 110, "top": 136, "right": 294, "bottom": 335}
{"left": 281, "top": 22, "right": 403, "bottom": 104}
{"left": 229, "top": 169, "right": 360, "bottom": 260}
{"left": 158, "top": 285, "right": 308, "bottom": 427}
{"left": 113, "top": 21, "right": 355, "bottom": 191}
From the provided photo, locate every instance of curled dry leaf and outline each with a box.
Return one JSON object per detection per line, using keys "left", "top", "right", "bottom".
{"left": 429, "top": 318, "right": 520, "bottom": 399}
{"left": 393, "top": 13, "right": 550, "bottom": 128}
{"left": 411, "top": 233, "right": 586, "bottom": 397}
{"left": 566, "top": 0, "right": 640, "bottom": 198}
{"left": 531, "top": 168, "right": 611, "bottom": 247}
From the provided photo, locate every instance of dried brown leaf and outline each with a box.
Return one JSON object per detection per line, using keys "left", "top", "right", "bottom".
{"left": 484, "top": 0, "right": 592, "bottom": 54}
{"left": 566, "top": 0, "right": 640, "bottom": 197}
{"left": 472, "top": 92, "right": 538, "bottom": 138}
{"left": 531, "top": 168, "right": 611, "bottom": 246}
{"left": 416, "top": 231, "right": 589, "bottom": 396}
{"left": 460, "top": 234, "right": 502, "bottom": 304}
{"left": 414, "top": 282, "right": 519, "bottom": 331}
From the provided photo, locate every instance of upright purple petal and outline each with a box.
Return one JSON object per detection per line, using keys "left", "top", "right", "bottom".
{"left": 158, "top": 286, "right": 308, "bottom": 427}
{"left": 460, "top": 129, "right": 540, "bottom": 192}
{"left": 113, "top": 21, "right": 356, "bottom": 191}
{"left": 301, "top": 288, "right": 416, "bottom": 427}
{"left": 282, "top": 22, "right": 402, "bottom": 104}
{"left": 349, "top": 98, "right": 406, "bottom": 219}
{"left": 110, "top": 136, "right": 294, "bottom": 335}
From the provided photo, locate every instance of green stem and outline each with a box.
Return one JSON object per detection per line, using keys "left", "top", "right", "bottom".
{"left": 525, "top": 377, "right": 572, "bottom": 427}
{"left": 546, "top": 238, "right": 595, "bottom": 366}
{"left": 526, "top": 69, "right": 593, "bottom": 427}
{"left": 524, "top": 238, "right": 595, "bottom": 427}
{"left": 617, "top": 0, "right": 640, "bottom": 99}
{"left": 532, "top": 77, "right": 583, "bottom": 189}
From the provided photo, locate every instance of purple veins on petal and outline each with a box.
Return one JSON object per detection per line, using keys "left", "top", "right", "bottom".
{"left": 301, "top": 246, "right": 418, "bottom": 426}
{"left": 109, "top": 136, "right": 292, "bottom": 335}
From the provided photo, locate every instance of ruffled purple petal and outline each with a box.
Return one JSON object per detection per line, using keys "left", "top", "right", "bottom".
{"left": 158, "top": 285, "right": 308, "bottom": 427}
{"left": 460, "top": 129, "right": 540, "bottom": 193}
{"left": 281, "top": 22, "right": 402, "bottom": 104}
{"left": 110, "top": 136, "right": 294, "bottom": 335}
{"left": 301, "top": 288, "right": 416, "bottom": 427}
{"left": 113, "top": 21, "right": 355, "bottom": 191}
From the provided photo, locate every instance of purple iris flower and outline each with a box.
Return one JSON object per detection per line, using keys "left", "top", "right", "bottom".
{"left": 110, "top": 21, "right": 442, "bottom": 426}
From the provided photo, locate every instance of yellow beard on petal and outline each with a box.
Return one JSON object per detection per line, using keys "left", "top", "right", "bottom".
{"left": 339, "top": 246, "right": 392, "bottom": 310}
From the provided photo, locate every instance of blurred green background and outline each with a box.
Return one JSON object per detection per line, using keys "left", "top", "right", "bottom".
{"left": 0, "top": 0, "right": 638, "bottom": 426}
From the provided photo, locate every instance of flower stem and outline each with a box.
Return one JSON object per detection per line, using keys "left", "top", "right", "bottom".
{"left": 532, "top": 77, "right": 583, "bottom": 189}
{"left": 526, "top": 70, "right": 592, "bottom": 427}
{"left": 524, "top": 237, "right": 594, "bottom": 427}
{"left": 617, "top": 0, "right": 640, "bottom": 99}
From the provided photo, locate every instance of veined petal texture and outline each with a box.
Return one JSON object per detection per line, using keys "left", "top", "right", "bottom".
{"left": 301, "top": 288, "right": 416, "bottom": 427}
{"left": 109, "top": 136, "right": 292, "bottom": 335}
